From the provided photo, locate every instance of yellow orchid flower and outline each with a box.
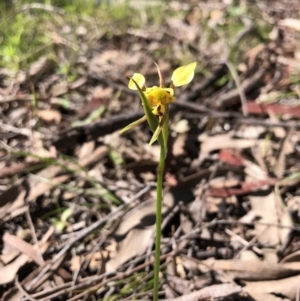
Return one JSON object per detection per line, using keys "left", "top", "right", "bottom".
{"left": 121, "top": 62, "right": 197, "bottom": 145}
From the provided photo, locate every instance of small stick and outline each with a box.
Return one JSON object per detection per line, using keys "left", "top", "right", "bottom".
{"left": 15, "top": 276, "right": 38, "bottom": 301}
{"left": 225, "top": 228, "right": 263, "bottom": 256}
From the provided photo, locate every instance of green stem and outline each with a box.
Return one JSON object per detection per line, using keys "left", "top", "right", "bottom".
{"left": 153, "top": 144, "right": 165, "bottom": 301}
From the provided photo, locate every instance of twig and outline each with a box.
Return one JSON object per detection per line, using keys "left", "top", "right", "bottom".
{"left": 225, "top": 228, "right": 263, "bottom": 256}
{"left": 234, "top": 224, "right": 271, "bottom": 259}
{"left": 232, "top": 17, "right": 254, "bottom": 45}
{"left": 0, "top": 123, "right": 32, "bottom": 137}
{"left": 21, "top": 178, "right": 43, "bottom": 263}
{"left": 0, "top": 140, "right": 15, "bottom": 152}
{"left": 50, "top": 110, "right": 144, "bottom": 151}
{"left": 0, "top": 161, "right": 44, "bottom": 179}
{"left": 214, "top": 66, "right": 265, "bottom": 108}
{"left": 15, "top": 276, "right": 38, "bottom": 301}
{"left": 181, "top": 110, "right": 300, "bottom": 130}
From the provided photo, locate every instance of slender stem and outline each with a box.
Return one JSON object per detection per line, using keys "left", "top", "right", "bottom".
{"left": 153, "top": 144, "right": 165, "bottom": 301}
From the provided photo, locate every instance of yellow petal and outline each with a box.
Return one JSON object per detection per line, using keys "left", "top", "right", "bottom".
{"left": 152, "top": 102, "right": 166, "bottom": 116}
{"left": 162, "top": 88, "right": 174, "bottom": 96}
{"left": 128, "top": 73, "right": 145, "bottom": 90}
{"left": 146, "top": 87, "right": 174, "bottom": 107}
{"left": 171, "top": 62, "right": 197, "bottom": 87}
{"left": 145, "top": 86, "right": 159, "bottom": 94}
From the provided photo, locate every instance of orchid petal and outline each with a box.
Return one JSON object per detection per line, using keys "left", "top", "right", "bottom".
{"left": 146, "top": 87, "right": 175, "bottom": 107}
{"left": 162, "top": 88, "right": 174, "bottom": 96}
{"left": 171, "top": 62, "right": 197, "bottom": 87}
{"left": 128, "top": 73, "right": 145, "bottom": 90}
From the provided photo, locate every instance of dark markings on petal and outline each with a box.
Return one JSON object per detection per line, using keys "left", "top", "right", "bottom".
{"left": 157, "top": 105, "right": 163, "bottom": 116}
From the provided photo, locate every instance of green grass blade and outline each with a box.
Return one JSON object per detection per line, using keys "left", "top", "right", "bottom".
{"left": 119, "top": 115, "right": 147, "bottom": 133}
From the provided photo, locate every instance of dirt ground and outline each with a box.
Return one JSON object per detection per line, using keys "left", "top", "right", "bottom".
{"left": 1, "top": 0, "right": 300, "bottom": 300}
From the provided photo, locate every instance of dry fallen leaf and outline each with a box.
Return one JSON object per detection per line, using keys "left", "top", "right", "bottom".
{"left": 249, "top": 192, "right": 280, "bottom": 246}
{"left": 113, "top": 191, "right": 175, "bottom": 237}
{"left": 198, "top": 132, "right": 259, "bottom": 162}
{"left": 163, "top": 283, "right": 241, "bottom": 301}
{"left": 274, "top": 129, "right": 293, "bottom": 178}
{"left": 3, "top": 232, "right": 44, "bottom": 266}
{"left": 38, "top": 109, "right": 62, "bottom": 124}
{"left": 89, "top": 251, "right": 107, "bottom": 272}
{"left": 106, "top": 192, "right": 176, "bottom": 272}
{"left": 28, "top": 56, "right": 52, "bottom": 78}
{"left": 200, "top": 258, "right": 300, "bottom": 280}
{"left": 199, "top": 132, "right": 258, "bottom": 153}
{"left": 209, "top": 178, "right": 278, "bottom": 197}
{"left": 173, "top": 134, "right": 186, "bottom": 156}
{"left": 106, "top": 226, "right": 154, "bottom": 273}
{"left": 279, "top": 18, "right": 300, "bottom": 31}
{"left": 244, "top": 274, "right": 300, "bottom": 301}
{"left": 0, "top": 254, "right": 29, "bottom": 285}
{"left": 70, "top": 255, "right": 81, "bottom": 272}
{"left": 78, "top": 141, "right": 95, "bottom": 160}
